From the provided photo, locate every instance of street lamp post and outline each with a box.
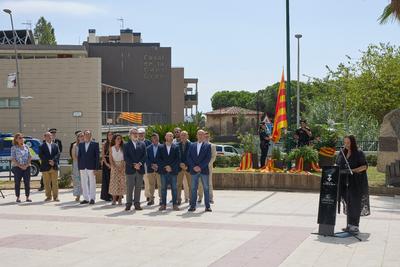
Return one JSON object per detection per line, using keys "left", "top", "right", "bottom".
{"left": 3, "top": 8, "right": 23, "bottom": 133}
{"left": 295, "top": 34, "right": 302, "bottom": 128}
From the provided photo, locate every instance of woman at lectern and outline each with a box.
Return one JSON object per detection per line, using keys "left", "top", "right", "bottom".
{"left": 337, "top": 135, "right": 370, "bottom": 234}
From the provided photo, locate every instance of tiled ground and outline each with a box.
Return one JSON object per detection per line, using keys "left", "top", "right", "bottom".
{"left": 0, "top": 189, "right": 399, "bottom": 267}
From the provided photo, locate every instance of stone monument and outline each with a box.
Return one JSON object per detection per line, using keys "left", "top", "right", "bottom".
{"left": 377, "top": 109, "right": 400, "bottom": 186}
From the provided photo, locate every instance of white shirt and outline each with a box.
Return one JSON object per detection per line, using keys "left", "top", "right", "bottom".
{"left": 197, "top": 142, "right": 203, "bottom": 155}
{"left": 46, "top": 142, "right": 52, "bottom": 154}
{"left": 111, "top": 146, "right": 124, "bottom": 162}
{"left": 166, "top": 144, "right": 171, "bottom": 155}
{"left": 131, "top": 140, "right": 137, "bottom": 149}
{"left": 85, "top": 142, "right": 90, "bottom": 152}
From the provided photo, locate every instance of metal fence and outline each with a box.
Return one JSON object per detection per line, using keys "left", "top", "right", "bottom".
{"left": 335, "top": 140, "right": 379, "bottom": 152}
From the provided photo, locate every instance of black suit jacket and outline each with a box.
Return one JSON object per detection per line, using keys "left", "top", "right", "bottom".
{"left": 78, "top": 142, "right": 100, "bottom": 170}
{"left": 124, "top": 140, "right": 147, "bottom": 175}
{"left": 178, "top": 140, "right": 191, "bottom": 166}
{"left": 158, "top": 143, "right": 180, "bottom": 175}
{"left": 39, "top": 142, "right": 60, "bottom": 172}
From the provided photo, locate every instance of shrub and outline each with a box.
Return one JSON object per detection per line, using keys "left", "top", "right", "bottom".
{"left": 366, "top": 154, "right": 377, "bottom": 166}
{"left": 214, "top": 155, "right": 241, "bottom": 168}
{"left": 58, "top": 171, "right": 72, "bottom": 189}
{"left": 287, "top": 146, "right": 319, "bottom": 164}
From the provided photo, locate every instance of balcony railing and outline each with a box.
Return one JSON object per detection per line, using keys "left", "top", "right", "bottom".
{"left": 185, "top": 94, "right": 198, "bottom": 102}
{"left": 102, "top": 111, "right": 167, "bottom": 126}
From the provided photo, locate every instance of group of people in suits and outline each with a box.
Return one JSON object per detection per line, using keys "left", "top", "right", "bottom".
{"left": 69, "top": 127, "right": 216, "bottom": 212}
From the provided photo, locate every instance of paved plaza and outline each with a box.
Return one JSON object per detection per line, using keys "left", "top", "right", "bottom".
{"left": 0, "top": 189, "right": 399, "bottom": 267}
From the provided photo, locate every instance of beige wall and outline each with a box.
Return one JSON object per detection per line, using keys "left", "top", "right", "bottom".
{"left": 206, "top": 114, "right": 258, "bottom": 135}
{"left": 171, "top": 67, "right": 185, "bottom": 124}
{"left": 0, "top": 58, "right": 101, "bottom": 157}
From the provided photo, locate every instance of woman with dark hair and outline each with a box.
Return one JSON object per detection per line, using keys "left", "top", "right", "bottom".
{"left": 10, "top": 133, "right": 32, "bottom": 202}
{"left": 337, "top": 135, "right": 370, "bottom": 233}
{"left": 109, "top": 134, "right": 126, "bottom": 205}
{"left": 100, "top": 131, "right": 114, "bottom": 201}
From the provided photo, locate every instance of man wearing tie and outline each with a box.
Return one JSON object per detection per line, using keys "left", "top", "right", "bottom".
{"left": 158, "top": 132, "right": 180, "bottom": 211}
{"left": 124, "top": 127, "right": 147, "bottom": 211}
{"left": 78, "top": 130, "right": 100, "bottom": 204}
{"left": 146, "top": 133, "right": 161, "bottom": 206}
{"left": 187, "top": 130, "right": 212, "bottom": 212}
{"left": 39, "top": 132, "right": 60, "bottom": 201}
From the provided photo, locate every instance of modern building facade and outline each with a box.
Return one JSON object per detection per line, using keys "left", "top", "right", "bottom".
{"left": 0, "top": 44, "right": 101, "bottom": 156}
{"left": 85, "top": 29, "right": 198, "bottom": 124}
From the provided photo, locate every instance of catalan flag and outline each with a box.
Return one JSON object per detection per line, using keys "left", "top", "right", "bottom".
{"left": 118, "top": 112, "right": 143, "bottom": 124}
{"left": 271, "top": 70, "right": 288, "bottom": 143}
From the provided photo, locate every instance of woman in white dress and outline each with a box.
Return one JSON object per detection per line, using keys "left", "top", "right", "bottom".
{"left": 109, "top": 134, "right": 126, "bottom": 205}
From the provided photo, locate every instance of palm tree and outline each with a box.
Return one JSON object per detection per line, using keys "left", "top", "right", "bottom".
{"left": 191, "top": 112, "right": 206, "bottom": 128}
{"left": 379, "top": 0, "right": 400, "bottom": 24}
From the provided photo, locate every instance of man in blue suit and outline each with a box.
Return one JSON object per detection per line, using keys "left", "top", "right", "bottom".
{"left": 124, "top": 127, "right": 147, "bottom": 211}
{"left": 39, "top": 132, "right": 61, "bottom": 202}
{"left": 187, "top": 130, "right": 212, "bottom": 212}
{"left": 146, "top": 133, "right": 161, "bottom": 206}
{"left": 158, "top": 132, "right": 180, "bottom": 211}
{"left": 78, "top": 130, "right": 100, "bottom": 204}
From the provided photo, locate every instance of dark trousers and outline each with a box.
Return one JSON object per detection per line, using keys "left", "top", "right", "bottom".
{"left": 260, "top": 147, "right": 269, "bottom": 167}
{"left": 126, "top": 173, "right": 143, "bottom": 206}
{"left": 160, "top": 173, "right": 177, "bottom": 206}
{"left": 13, "top": 167, "right": 31, "bottom": 198}
{"left": 190, "top": 173, "right": 210, "bottom": 209}
{"left": 100, "top": 165, "right": 112, "bottom": 201}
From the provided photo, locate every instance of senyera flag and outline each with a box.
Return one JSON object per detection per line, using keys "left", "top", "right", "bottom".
{"left": 271, "top": 71, "right": 288, "bottom": 143}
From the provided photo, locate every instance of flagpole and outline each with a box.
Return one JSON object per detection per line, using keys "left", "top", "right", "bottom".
{"left": 285, "top": 0, "right": 291, "bottom": 134}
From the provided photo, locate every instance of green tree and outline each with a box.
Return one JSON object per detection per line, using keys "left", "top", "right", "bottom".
{"left": 33, "top": 17, "right": 56, "bottom": 45}
{"left": 379, "top": 0, "right": 400, "bottom": 24}
{"left": 211, "top": 90, "right": 255, "bottom": 110}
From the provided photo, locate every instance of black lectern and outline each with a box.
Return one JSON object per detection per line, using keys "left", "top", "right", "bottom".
{"left": 317, "top": 165, "right": 340, "bottom": 236}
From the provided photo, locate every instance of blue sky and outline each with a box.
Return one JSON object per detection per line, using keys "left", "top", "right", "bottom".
{"left": 1, "top": 0, "right": 399, "bottom": 112}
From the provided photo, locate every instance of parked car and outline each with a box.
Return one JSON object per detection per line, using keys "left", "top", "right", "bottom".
{"left": 216, "top": 145, "right": 241, "bottom": 157}
{"left": 0, "top": 134, "right": 41, "bottom": 176}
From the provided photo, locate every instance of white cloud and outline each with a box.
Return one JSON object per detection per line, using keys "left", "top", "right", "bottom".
{"left": 1, "top": 0, "right": 106, "bottom": 16}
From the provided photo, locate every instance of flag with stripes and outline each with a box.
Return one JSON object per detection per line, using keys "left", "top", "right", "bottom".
{"left": 271, "top": 70, "right": 288, "bottom": 143}
{"left": 118, "top": 112, "right": 143, "bottom": 124}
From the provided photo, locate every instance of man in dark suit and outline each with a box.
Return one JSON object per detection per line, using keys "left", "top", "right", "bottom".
{"left": 187, "top": 130, "right": 212, "bottom": 212}
{"left": 124, "top": 127, "right": 147, "bottom": 211}
{"left": 146, "top": 133, "right": 161, "bottom": 206}
{"left": 158, "top": 132, "right": 180, "bottom": 211}
{"left": 138, "top": 127, "right": 151, "bottom": 202}
{"left": 39, "top": 132, "right": 61, "bottom": 201}
{"left": 78, "top": 130, "right": 100, "bottom": 204}
{"left": 38, "top": 128, "right": 63, "bottom": 192}
{"left": 177, "top": 130, "right": 191, "bottom": 205}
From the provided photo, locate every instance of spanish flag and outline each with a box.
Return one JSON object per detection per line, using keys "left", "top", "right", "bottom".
{"left": 271, "top": 71, "right": 288, "bottom": 143}
{"left": 118, "top": 112, "right": 143, "bottom": 124}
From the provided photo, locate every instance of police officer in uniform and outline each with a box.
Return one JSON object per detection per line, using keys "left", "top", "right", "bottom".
{"left": 259, "top": 122, "right": 270, "bottom": 168}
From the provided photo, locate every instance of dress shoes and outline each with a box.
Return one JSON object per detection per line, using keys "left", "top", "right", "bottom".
{"left": 159, "top": 205, "right": 166, "bottom": 211}
{"left": 134, "top": 203, "right": 143, "bottom": 210}
{"left": 89, "top": 199, "right": 95, "bottom": 205}
{"left": 205, "top": 208, "right": 212, "bottom": 212}
{"left": 188, "top": 207, "right": 196, "bottom": 212}
{"left": 80, "top": 200, "right": 89, "bottom": 204}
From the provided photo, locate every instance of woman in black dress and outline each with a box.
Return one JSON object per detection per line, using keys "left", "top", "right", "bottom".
{"left": 100, "top": 131, "right": 114, "bottom": 201}
{"left": 337, "top": 135, "right": 370, "bottom": 233}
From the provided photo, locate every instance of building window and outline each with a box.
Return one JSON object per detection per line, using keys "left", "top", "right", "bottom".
{"left": 0, "top": 98, "right": 19, "bottom": 108}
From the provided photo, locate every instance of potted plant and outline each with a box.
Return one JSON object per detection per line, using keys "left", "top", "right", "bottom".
{"left": 238, "top": 132, "right": 259, "bottom": 169}
{"left": 271, "top": 147, "right": 285, "bottom": 169}
{"left": 313, "top": 127, "right": 338, "bottom": 167}
{"left": 287, "top": 146, "right": 319, "bottom": 171}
